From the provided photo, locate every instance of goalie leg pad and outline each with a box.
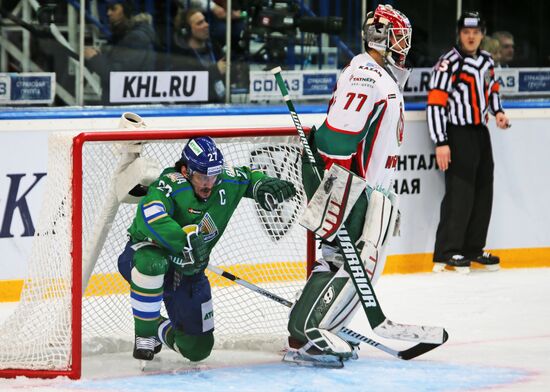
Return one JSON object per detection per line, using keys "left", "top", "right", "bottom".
{"left": 288, "top": 262, "right": 362, "bottom": 354}
{"left": 304, "top": 328, "right": 353, "bottom": 358}
{"left": 358, "top": 189, "right": 399, "bottom": 285}
{"left": 300, "top": 164, "right": 366, "bottom": 242}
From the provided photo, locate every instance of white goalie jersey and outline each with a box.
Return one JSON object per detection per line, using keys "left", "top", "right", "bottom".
{"left": 315, "top": 51, "right": 405, "bottom": 191}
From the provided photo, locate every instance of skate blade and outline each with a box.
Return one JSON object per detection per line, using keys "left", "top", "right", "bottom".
{"left": 139, "top": 359, "right": 148, "bottom": 371}
{"left": 483, "top": 264, "right": 500, "bottom": 272}
{"left": 454, "top": 266, "right": 470, "bottom": 274}
{"left": 432, "top": 263, "right": 470, "bottom": 274}
{"left": 282, "top": 351, "right": 344, "bottom": 369}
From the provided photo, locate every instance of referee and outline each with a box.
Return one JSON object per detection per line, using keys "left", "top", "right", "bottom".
{"left": 427, "top": 11, "right": 510, "bottom": 273}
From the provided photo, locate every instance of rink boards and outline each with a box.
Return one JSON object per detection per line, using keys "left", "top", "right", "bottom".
{"left": 0, "top": 105, "right": 549, "bottom": 302}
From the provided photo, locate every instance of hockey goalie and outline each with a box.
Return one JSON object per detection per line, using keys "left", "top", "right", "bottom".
{"left": 285, "top": 4, "right": 411, "bottom": 368}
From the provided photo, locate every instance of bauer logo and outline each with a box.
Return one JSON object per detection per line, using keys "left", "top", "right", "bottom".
{"left": 110, "top": 71, "right": 208, "bottom": 103}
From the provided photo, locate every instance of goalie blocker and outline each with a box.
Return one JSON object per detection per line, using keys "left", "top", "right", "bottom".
{"left": 288, "top": 164, "right": 399, "bottom": 362}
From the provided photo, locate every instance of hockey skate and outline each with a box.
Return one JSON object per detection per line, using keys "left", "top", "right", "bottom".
{"left": 432, "top": 255, "right": 470, "bottom": 274}
{"left": 282, "top": 337, "right": 346, "bottom": 369}
{"left": 133, "top": 335, "right": 162, "bottom": 361}
{"left": 471, "top": 251, "right": 500, "bottom": 271}
{"left": 283, "top": 347, "right": 344, "bottom": 369}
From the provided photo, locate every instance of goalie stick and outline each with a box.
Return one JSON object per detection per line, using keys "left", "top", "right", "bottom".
{"left": 207, "top": 265, "right": 443, "bottom": 360}
{"left": 271, "top": 67, "right": 448, "bottom": 347}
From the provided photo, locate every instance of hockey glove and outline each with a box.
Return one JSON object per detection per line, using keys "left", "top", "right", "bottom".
{"left": 181, "top": 229, "right": 210, "bottom": 274}
{"left": 253, "top": 177, "right": 297, "bottom": 211}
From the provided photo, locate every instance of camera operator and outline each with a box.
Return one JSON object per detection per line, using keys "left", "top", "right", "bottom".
{"left": 171, "top": 8, "right": 226, "bottom": 103}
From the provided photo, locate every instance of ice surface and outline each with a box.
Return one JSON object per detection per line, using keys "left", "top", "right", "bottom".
{"left": 1, "top": 268, "right": 548, "bottom": 392}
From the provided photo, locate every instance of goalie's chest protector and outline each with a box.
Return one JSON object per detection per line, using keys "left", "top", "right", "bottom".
{"left": 169, "top": 170, "right": 249, "bottom": 246}
{"left": 326, "top": 52, "right": 405, "bottom": 190}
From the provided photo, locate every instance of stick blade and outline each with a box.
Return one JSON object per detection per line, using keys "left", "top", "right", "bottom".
{"left": 398, "top": 329, "right": 449, "bottom": 360}
{"left": 373, "top": 320, "right": 447, "bottom": 344}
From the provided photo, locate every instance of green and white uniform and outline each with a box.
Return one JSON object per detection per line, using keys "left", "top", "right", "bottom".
{"left": 119, "top": 164, "right": 270, "bottom": 361}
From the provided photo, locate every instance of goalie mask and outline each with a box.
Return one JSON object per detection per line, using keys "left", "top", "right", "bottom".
{"left": 181, "top": 137, "right": 224, "bottom": 200}
{"left": 362, "top": 4, "right": 412, "bottom": 89}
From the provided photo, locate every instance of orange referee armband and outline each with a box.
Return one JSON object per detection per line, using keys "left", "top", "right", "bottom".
{"left": 427, "top": 89, "right": 449, "bottom": 107}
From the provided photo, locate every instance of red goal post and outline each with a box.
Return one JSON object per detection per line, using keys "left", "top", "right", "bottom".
{"left": 0, "top": 126, "right": 315, "bottom": 380}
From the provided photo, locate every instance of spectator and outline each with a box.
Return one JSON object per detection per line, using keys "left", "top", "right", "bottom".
{"left": 84, "top": 0, "right": 157, "bottom": 104}
{"left": 187, "top": 0, "right": 245, "bottom": 52}
{"left": 426, "top": 11, "right": 510, "bottom": 273}
{"left": 481, "top": 36, "right": 501, "bottom": 65}
{"left": 492, "top": 31, "right": 515, "bottom": 67}
{"left": 171, "top": 8, "right": 226, "bottom": 103}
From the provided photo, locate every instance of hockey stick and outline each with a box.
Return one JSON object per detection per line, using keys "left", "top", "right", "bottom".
{"left": 271, "top": 67, "right": 448, "bottom": 347}
{"left": 207, "top": 265, "right": 439, "bottom": 360}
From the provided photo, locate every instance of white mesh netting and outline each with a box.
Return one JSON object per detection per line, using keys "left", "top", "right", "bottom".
{"left": 0, "top": 131, "right": 308, "bottom": 372}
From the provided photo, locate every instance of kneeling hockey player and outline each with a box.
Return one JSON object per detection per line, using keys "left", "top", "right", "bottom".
{"left": 118, "top": 136, "right": 296, "bottom": 363}
{"left": 285, "top": 4, "right": 412, "bottom": 368}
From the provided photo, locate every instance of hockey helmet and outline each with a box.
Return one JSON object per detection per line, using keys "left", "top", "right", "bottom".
{"left": 457, "top": 11, "right": 486, "bottom": 34}
{"left": 181, "top": 137, "right": 224, "bottom": 177}
{"left": 362, "top": 4, "right": 412, "bottom": 68}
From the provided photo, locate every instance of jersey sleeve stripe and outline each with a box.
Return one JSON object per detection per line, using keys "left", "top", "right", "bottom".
{"left": 146, "top": 213, "right": 168, "bottom": 223}
{"left": 361, "top": 100, "right": 388, "bottom": 175}
{"left": 142, "top": 202, "right": 165, "bottom": 216}
{"left": 140, "top": 208, "right": 177, "bottom": 253}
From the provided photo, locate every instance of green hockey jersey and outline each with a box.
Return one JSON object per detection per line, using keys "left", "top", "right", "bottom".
{"left": 128, "top": 165, "right": 269, "bottom": 260}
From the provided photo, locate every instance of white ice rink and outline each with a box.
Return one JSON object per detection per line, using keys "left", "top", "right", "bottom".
{"left": 0, "top": 267, "right": 549, "bottom": 392}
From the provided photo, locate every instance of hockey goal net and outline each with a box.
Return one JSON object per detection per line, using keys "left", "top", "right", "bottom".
{"left": 0, "top": 125, "right": 313, "bottom": 379}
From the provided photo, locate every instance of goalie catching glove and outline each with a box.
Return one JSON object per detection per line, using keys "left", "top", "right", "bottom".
{"left": 253, "top": 177, "right": 297, "bottom": 211}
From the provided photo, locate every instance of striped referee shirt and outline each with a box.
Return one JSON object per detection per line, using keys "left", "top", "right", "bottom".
{"left": 427, "top": 46, "right": 503, "bottom": 145}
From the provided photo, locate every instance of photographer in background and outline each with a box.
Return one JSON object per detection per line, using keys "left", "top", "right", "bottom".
{"left": 170, "top": 8, "right": 226, "bottom": 103}
{"left": 84, "top": 0, "right": 156, "bottom": 104}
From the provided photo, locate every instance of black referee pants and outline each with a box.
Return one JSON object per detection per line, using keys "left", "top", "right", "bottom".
{"left": 433, "top": 123, "right": 494, "bottom": 262}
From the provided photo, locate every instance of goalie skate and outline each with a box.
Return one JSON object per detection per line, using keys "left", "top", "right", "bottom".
{"left": 282, "top": 348, "right": 344, "bottom": 369}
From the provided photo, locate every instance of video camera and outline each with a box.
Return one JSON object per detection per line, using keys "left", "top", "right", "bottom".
{"left": 239, "top": 0, "right": 343, "bottom": 67}
{"left": 246, "top": 0, "right": 342, "bottom": 35}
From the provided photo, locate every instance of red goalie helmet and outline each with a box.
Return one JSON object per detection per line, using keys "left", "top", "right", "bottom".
{"left": 362, "top": 4, "right": 412, "bottom": 68}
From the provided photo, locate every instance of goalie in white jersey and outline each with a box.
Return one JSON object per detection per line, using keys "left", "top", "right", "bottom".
{"left": 285, "top": 4, "right": 412, "bottom": 368}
